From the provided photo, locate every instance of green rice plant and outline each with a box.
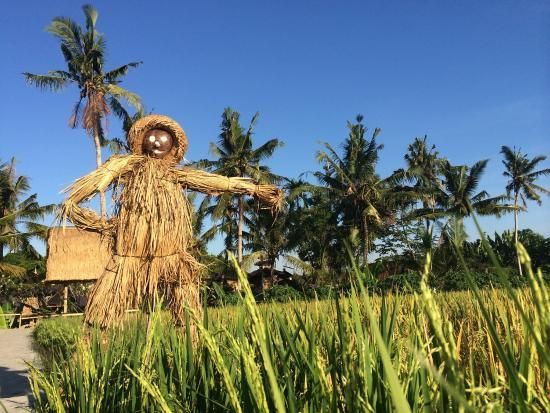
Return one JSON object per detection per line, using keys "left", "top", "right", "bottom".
{"left": 0, "top": 307, "right": 7, "bottom": 329}
{"left": 32, "top": 316, "right": 84, "bottom": 369}
{"left": 29, "top": 245, "right": 549, "bottom": 412}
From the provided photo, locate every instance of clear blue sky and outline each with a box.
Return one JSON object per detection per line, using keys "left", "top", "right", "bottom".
{"left": 1, "top": 0, "right": 549, "bottom": 254}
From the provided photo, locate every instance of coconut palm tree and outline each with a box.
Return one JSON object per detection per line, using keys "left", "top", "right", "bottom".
{"left": 0, "top": 158, "right": 55, "bottom": 275}
{"left": 315, "top": 115, "right": 396, "bottom": 265}
{"left": 501, "top": 146, "right": 550, "bottom": 275}
{"left": 415, "top": 160, "right": 511, "bottom": 245}
{"left": 23, "top": 4, "right": 143, "bottom": 216}
{"left": 439, "top": 160, "right": 511, "bottom": 219}
{"left": 198, "top": 107, "right": 282, "bottom": 263}
{"left": 400, "top": 136, "right": 445, "bottom": 233}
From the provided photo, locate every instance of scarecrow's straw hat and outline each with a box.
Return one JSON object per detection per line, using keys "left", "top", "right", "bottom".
{"left": 128, "top": 114, "right": 188, "bottom": 162}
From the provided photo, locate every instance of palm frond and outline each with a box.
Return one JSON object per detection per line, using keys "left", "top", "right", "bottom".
{"left": 46, "top": 17, "right": 83, "bottom": 57}
{"left": 284, "top": 255, "right": 315, "bottom": 276}
{"left": 251, "top": 139, "right": 283, "bottom": 161}
{"left": 526, "top": 155, "right": 548, "bottom": 172}
{"left": 104, "top": 62, "right": 142, "bottom": 82}
{"left": 105, "top": 84, "right": 143, "bottom": 111}
{"left": 23, "top": 73, "right": 71, "bottom": 91}
{"left": 465, "top": 159, "right": 488, "bottom": 195}
{"left": 82, "top": 4, "right": 98, "bottom": 33}
{"left": 0, "top": 262, "right": 26, "bottom": 278}
{"left": 527, "top": 167, "right": 550, "bottom": 179}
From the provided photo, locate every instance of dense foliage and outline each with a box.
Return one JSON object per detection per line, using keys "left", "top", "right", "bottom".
{"left": 33, "top": 316, "right": 83, "bottom": 369}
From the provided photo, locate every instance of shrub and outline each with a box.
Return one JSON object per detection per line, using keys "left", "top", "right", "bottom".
{"left": 206, "top": 282, "right": 242, "bottom": 306}
{"left": 429, "top": 269, "right": 530, "bottom": 291}
{"left": 377, "top": 272, "right": 421, "bottom": 292}
{"left": 305, "top": 285, "right": 339, "bottom": 299}
{"left": 33, "top": 317, "right": 84, "bottom": 369}
{"left": 263, "top": 284, "right": 304, "bottom": 302}
{"left": 0, "top": 307, "right": 7, "bottom": 329}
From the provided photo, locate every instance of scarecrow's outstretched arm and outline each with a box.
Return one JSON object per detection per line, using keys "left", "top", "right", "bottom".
{"left": 176, "top": 167, "right": 283, "bottom": 209}
{"left": 61, "top": 155, "right": 141, "bottom": 232}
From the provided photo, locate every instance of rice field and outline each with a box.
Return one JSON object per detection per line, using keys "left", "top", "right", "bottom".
{"left": 30, "top": 247, "right": 549, "bottom": 412}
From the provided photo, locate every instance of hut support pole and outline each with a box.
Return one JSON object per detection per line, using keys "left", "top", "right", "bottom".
{"left": 63, "top": 285, "right": 68, "bottom": 314}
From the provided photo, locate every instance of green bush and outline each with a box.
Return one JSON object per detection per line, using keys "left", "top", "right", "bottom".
{"left": 206, "top": 282, "right": 242, "bottom": 306}
{"left": 377, "top": 272, "right": 421, "bottom": 292}
{"left": 33, "top": 317, "right": 84, "bottom": 368}
{"left": 305, "top": 285, "right": 339, "bottom": 299}
{"left": 429, "top": 269, "right": 528, "bottom": 291}
{"left": 263, "top": 284, "right": 304, "bottom": 302}
{"left": 0, "top": 307, "right": 7, "bottom": 329}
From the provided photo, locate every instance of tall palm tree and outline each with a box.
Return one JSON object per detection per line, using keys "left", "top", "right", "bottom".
{"left": 501, "top": 146, "right": 550, "bottom": 275}
{"left": 23, "top": 4, "right": 143, "bottom": 216}
{"left": 315, "top": 115, "right": 394, "bottom": 265}
{"left": 198, "top": 108, "right": 282, "bottom": 263}
{"left": 401, "top": 136, "right": 445, "bottom": 234}
{"left": 416, "top": 160, "right": 511, "bottom": 244}
{"left": 0, "top": 158, "right": 55, "bottom": 274}
{"left": 439, "top": 160, "right": 510, "bottom": 219}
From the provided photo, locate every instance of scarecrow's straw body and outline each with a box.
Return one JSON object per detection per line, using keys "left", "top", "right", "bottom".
{"left": 61, "top": 155, "right": 282, "bottom": 328}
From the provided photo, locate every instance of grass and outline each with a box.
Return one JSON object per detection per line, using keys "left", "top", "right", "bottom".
{"left": 29, "top": 248, "right": 549, "bottom": 412}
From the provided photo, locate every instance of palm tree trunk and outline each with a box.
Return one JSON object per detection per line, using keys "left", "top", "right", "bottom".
{"left": 93, "top": 130, "right": 107, "bottom": 218}
{"left": 514, "top": 193, "right": 522, "bottom": 276}
{"left": 269, "top": 260, "right": 276, "bottom": 289}
{"left": 237, "top": 195, "right": 244, "bottom": 264}
{"left": 362, "top": 215, "right": 369, "bottom": 265}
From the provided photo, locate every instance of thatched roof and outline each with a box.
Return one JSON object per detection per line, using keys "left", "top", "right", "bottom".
{"left": 46, "top": 227, "right": 111, "bottom": 282}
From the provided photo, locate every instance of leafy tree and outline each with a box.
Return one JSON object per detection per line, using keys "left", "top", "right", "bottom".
{"left": 416, "top": 160, "right": 510, "bottom": 226}
{"left": 315, "top": 115, "right": 399, "bottom": 265}
{"left": 245, "top": 179, "right": 313, "bottom": 286}
{"left": 501, "top": 146, "right": 550, "bottom": 275}
{"left": 0, "top": 252, "right": 48, "bottom": 306}
{"left": 395, "top": 136, "right": 445, "bottom": 233}
{"left": 290, "top": 190, "right": 341, "bottom": 283}
{"left": 23, "top": 4, "right": 143, "bottom": 216}
{"left": 0, "top": 158, "right": 54, "bottom": 276}
{"left": 374, "top": 208, "right": 424, "bottom": 265}
{"left": 198, "top": 108, "right": 282, "bottom": 263}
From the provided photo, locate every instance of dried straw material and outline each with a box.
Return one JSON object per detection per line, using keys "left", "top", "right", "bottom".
{"left": 58, "top": 115, "right": 282, "bottom": 329}
{"left": 176, "top": 167, "right": 284, "bottom": 210}
{"left": 128, "top": 114, "right": 188, "bottom": 162}
{"left": 46, "top": 227, "right": 111, "bottom": 282}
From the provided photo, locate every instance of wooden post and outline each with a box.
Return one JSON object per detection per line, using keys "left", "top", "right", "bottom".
{"left": 63, "top": 285, "right": 69, "bottom": 314}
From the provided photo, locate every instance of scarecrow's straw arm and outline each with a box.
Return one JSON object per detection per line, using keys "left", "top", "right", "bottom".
{"left": 60, "top": 155, "right": 141, "bottom": 232}
{"left": 176, "top": 167, "right": 283, "bottom": 209}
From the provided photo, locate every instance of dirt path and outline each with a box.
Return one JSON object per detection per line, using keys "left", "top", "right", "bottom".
{"left": 0, "top": 329, "right": 37, "bottom": 412}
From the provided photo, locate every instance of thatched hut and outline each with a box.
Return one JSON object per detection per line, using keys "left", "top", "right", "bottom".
{"left": 46, "top": 227, "right": 110, "bottom": 313}
{"left": 46, "top": 227, "right": 111, "bottom": 282}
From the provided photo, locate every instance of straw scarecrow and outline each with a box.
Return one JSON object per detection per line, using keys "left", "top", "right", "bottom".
{"left": 61, "top": 114, "right": 282, "bottom": 328}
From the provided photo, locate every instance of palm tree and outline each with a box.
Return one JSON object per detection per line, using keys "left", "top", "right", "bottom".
{"left": 501, "top": 146, "right": 550, "bottom": 275}
{"left": 400, "top": 136, "right": 445, "bottom": 234}
{"left": 315, "top": 115, "right": 395, "bottom": 265}
{"left": 23, "top": 4, "right": 143, "bottom": 216}
{"left": 416, "top": 160, "right": 511, "bottom": 247}
{"left": 0, "top": 159, "right": 55, "bottom": 275}
{"left": 198, "top": 107, "right": 282, "bottom": 264}
{"left": 439, "top": 160, "right": 511, "bottom": 219}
